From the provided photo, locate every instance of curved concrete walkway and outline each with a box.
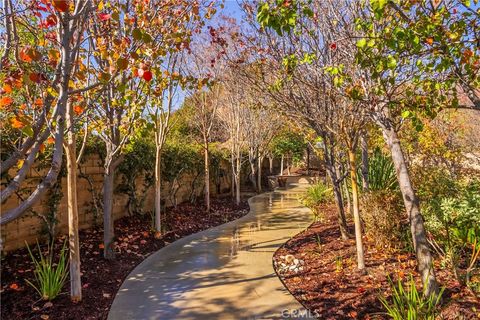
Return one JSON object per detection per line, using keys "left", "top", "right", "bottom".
{"left": 108, "top": 183, "right": 315, "bottom": 320}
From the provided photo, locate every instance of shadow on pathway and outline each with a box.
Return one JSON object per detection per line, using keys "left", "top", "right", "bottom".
{"left": 108, "top": 183, "right": 316, "bottom": 320}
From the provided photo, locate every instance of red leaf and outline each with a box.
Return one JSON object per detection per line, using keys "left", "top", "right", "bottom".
{"left": 44, "top": 14, "right": 57, "bottom": 28}
{"left": 357, "top": 287, "right": 366, "bottom": 293}
{"left": 29, "top": 72, "right": 42, "bottom": 83}
{"left": 142, "top": 70, "right": 153, "bottom": 82}
{"left": 98, "top": 13, "right": 111, "bottom": 21}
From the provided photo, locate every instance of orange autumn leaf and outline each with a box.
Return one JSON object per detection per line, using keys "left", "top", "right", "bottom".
{"left": 12, "top": 78, "right": 23, "bottom": 88}
{"left": 34, "top": 98, "right": 43, "bottom": 107}
{"left": 52, "top": 0, "right": 69, "bottom": 12}
{"left": 425, "top": 37, "right": 434, "bottom": 45}
{"left": 73, "top": 105, "right": 84, "bottom": 115}
{"left": 9, "top": 283, "right": 19, "bottom": 290}
{"left": 0, "top": 96, "right": 13, "bottom": 107}
{"left": 98, "top": 243, "right": 105, "bottom": 249}
{"left": 39, "top": 143, "right": 46, "bottom": 153}
{"left": 20, "top": 49, "right": 32, "bottom": 62}
{"left": 3, "top": 84, "right": 12, "bottom": 94}
{"left": 47, "top": 137, "right": 55, "bottom": 144}
{"left": 11, "top": 117, "right": 25, "bottom": 129}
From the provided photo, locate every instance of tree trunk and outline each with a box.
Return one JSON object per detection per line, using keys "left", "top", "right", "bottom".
{"left": 257, "top": 156, "right": 263, "bottom": 193}
{"left": 306, "top": 147, "right": 311, "bottom": 176}
{"left": 249, "top": 160, "right": 258, "bottom": 192}
{"left": 235, "top": 156, "right": 241, "bottom": 205}
{"left": 329, "top": 169, "right": 350, "bottom": 240}
{"left": 360, "top": 133, "right": 369, "bottom": 192}
{"left": 343, "top": 178, "right": 352, "bottom": 217}
{"left": 154, "top": 146, "right": 162, "bottom": 232}
{"left": 381, "top": 124, "right": 438, "bottom": 296}
{"left": 231, "top": 154, "right": 235, "bottom": 199}
{"left": 280, "top": 154, "right": 284, "bottom": 175}
{"left": 322, "top": 136, "right": 349, "bottom": 240}
{"left": 103, "top": 164, "right": 115, "bottom": 260}
{"left": 269, "top": 156, "right": 273, "bottom": 174}
{"left": 204, "top": 141, "right": 210, "bottom": 212}
{"left": 65, "top": 108, "right": 81, "bottom": 301}
{"left": 348, "top": 148, "right": 365, "bottom": 270}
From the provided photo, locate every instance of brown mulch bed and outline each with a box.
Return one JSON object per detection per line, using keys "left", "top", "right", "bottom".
{"left": 1, "top": 197, "right": 249, "bottom": 320}
{"left": 273, "top": 205, "right": 480, "bottom": 320}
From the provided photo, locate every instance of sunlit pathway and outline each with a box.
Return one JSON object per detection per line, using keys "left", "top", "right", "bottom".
{"left": 108, "top": 180, "right": 316, "bottom": 320}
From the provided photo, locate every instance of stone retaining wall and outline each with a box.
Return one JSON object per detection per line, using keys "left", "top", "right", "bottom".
{"left": 1, "top": 154, "right": 232, "bottom": 252}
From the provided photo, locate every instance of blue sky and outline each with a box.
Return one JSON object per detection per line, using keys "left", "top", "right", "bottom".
{"left": 222, "top": 0, "right": 245, "bottom": 22}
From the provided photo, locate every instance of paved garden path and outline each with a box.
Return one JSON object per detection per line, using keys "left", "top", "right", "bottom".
{"left": 108, "top": 182, "right": 315, "bottom": 320}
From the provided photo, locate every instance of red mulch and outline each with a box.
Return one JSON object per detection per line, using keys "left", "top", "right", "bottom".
{"left": 1, "top": 197, "right": 249, "bottom": 320}
{"left": 273, "top": 205, "right": 480, "bottom": 320}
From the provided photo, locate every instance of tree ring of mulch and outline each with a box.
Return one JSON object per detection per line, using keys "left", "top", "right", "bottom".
{"left": 1, "top": 197, "right": 250, "bottom": 320}
{"left": 272, "top": 204, "right": 480, "bottom": 320}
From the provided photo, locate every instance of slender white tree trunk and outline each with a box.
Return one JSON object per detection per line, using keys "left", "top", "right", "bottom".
{"left": 381, "top": 124, "right": 438, "bottom": 296}
{"left": 103, "top": 164, "right": 115, "bottom": 259}
{"left": 231, "top": 153, "right": 235, "bottom": 199}
{"left": 249, "top": 160, "right": 257, "bottom": 192}
{"left": 360, "top": 133, "right": 369, "bottom": 191}
{"left": 65, "top": 105, "right": 81, "bottom": 301}
{"left": 235, "top": 156, "right": 241, "bottom": 205}
{"left": 154, "top": 146, "right": 162, "bottom": 232}
{"left": 280, "top": 155, "right": 284, "bottom": 175}
{"left": 348, "top": 148, "right": 365, "bottom": 270}
{"left": 204, "top": 140, "right": 210, "bottom": 212}
{"left": 257, "top": 156, "right": 263, "bottom": 193}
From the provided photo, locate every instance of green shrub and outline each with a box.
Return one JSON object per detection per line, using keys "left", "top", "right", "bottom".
{"left": 358, "top": 148, "right": 398, "bottom": 192}
{"left": 301, "top": 182, "right": 333, "bottom": 220}
{"left": 26, "top": 240, "right": 69, "bottom": 301}
{"left": 379, "top": 275, "right": 444, "bottom": 320}
{"left": 421, "top": 176, "right": 480, "bottom": 284}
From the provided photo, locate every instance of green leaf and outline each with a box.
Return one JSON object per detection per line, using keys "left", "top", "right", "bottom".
{"left": 22, "top": 125, "right": 34, "bottom": 137}
{"left": 401, "top": 110, "right": 411, "bottom": 118}
{"left": 387, "top": 55, "right": 397, "bottom": 69}
{"left": 132, "top": 28, "right": 143, "bottom": 41}
{"left": 142, "top": 32, "right": 153, "bottom": 43}
{"left": 356, "top": 38, "right": 367, "bottom": 48}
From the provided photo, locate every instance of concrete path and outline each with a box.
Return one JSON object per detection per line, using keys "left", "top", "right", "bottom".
{"left": 108, "top": 182, "right": 315, "bottom": 320}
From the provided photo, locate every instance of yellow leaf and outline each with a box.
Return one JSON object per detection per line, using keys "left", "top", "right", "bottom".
{"left": 17, "top": 159, "right": 24, "bottom": 169}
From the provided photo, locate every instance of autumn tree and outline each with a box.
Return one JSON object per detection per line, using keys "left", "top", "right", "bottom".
{"left": 0, "top": 0, "right": 114, "bottom": 300}
{"left": 218, "top": 69, "right": 249, "bottom": 205}
{"left": 184, "top": 31, "right": 229, "bottom": 212}
{"left": 243, "top": 106, "right": 283, "bottom": 192}
{"left": 248, "top": 2, "right": 353, "bottom": 240}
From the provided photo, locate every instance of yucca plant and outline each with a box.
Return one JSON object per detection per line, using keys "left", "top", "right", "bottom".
{"left": 358, "top": 148, "right": 398, "bottom": 192}
{"left": 25, "top": 240, "right": 69, "bottom": 301}
{"left": 379, "top": 275, "right": 444, "bottom": 320}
